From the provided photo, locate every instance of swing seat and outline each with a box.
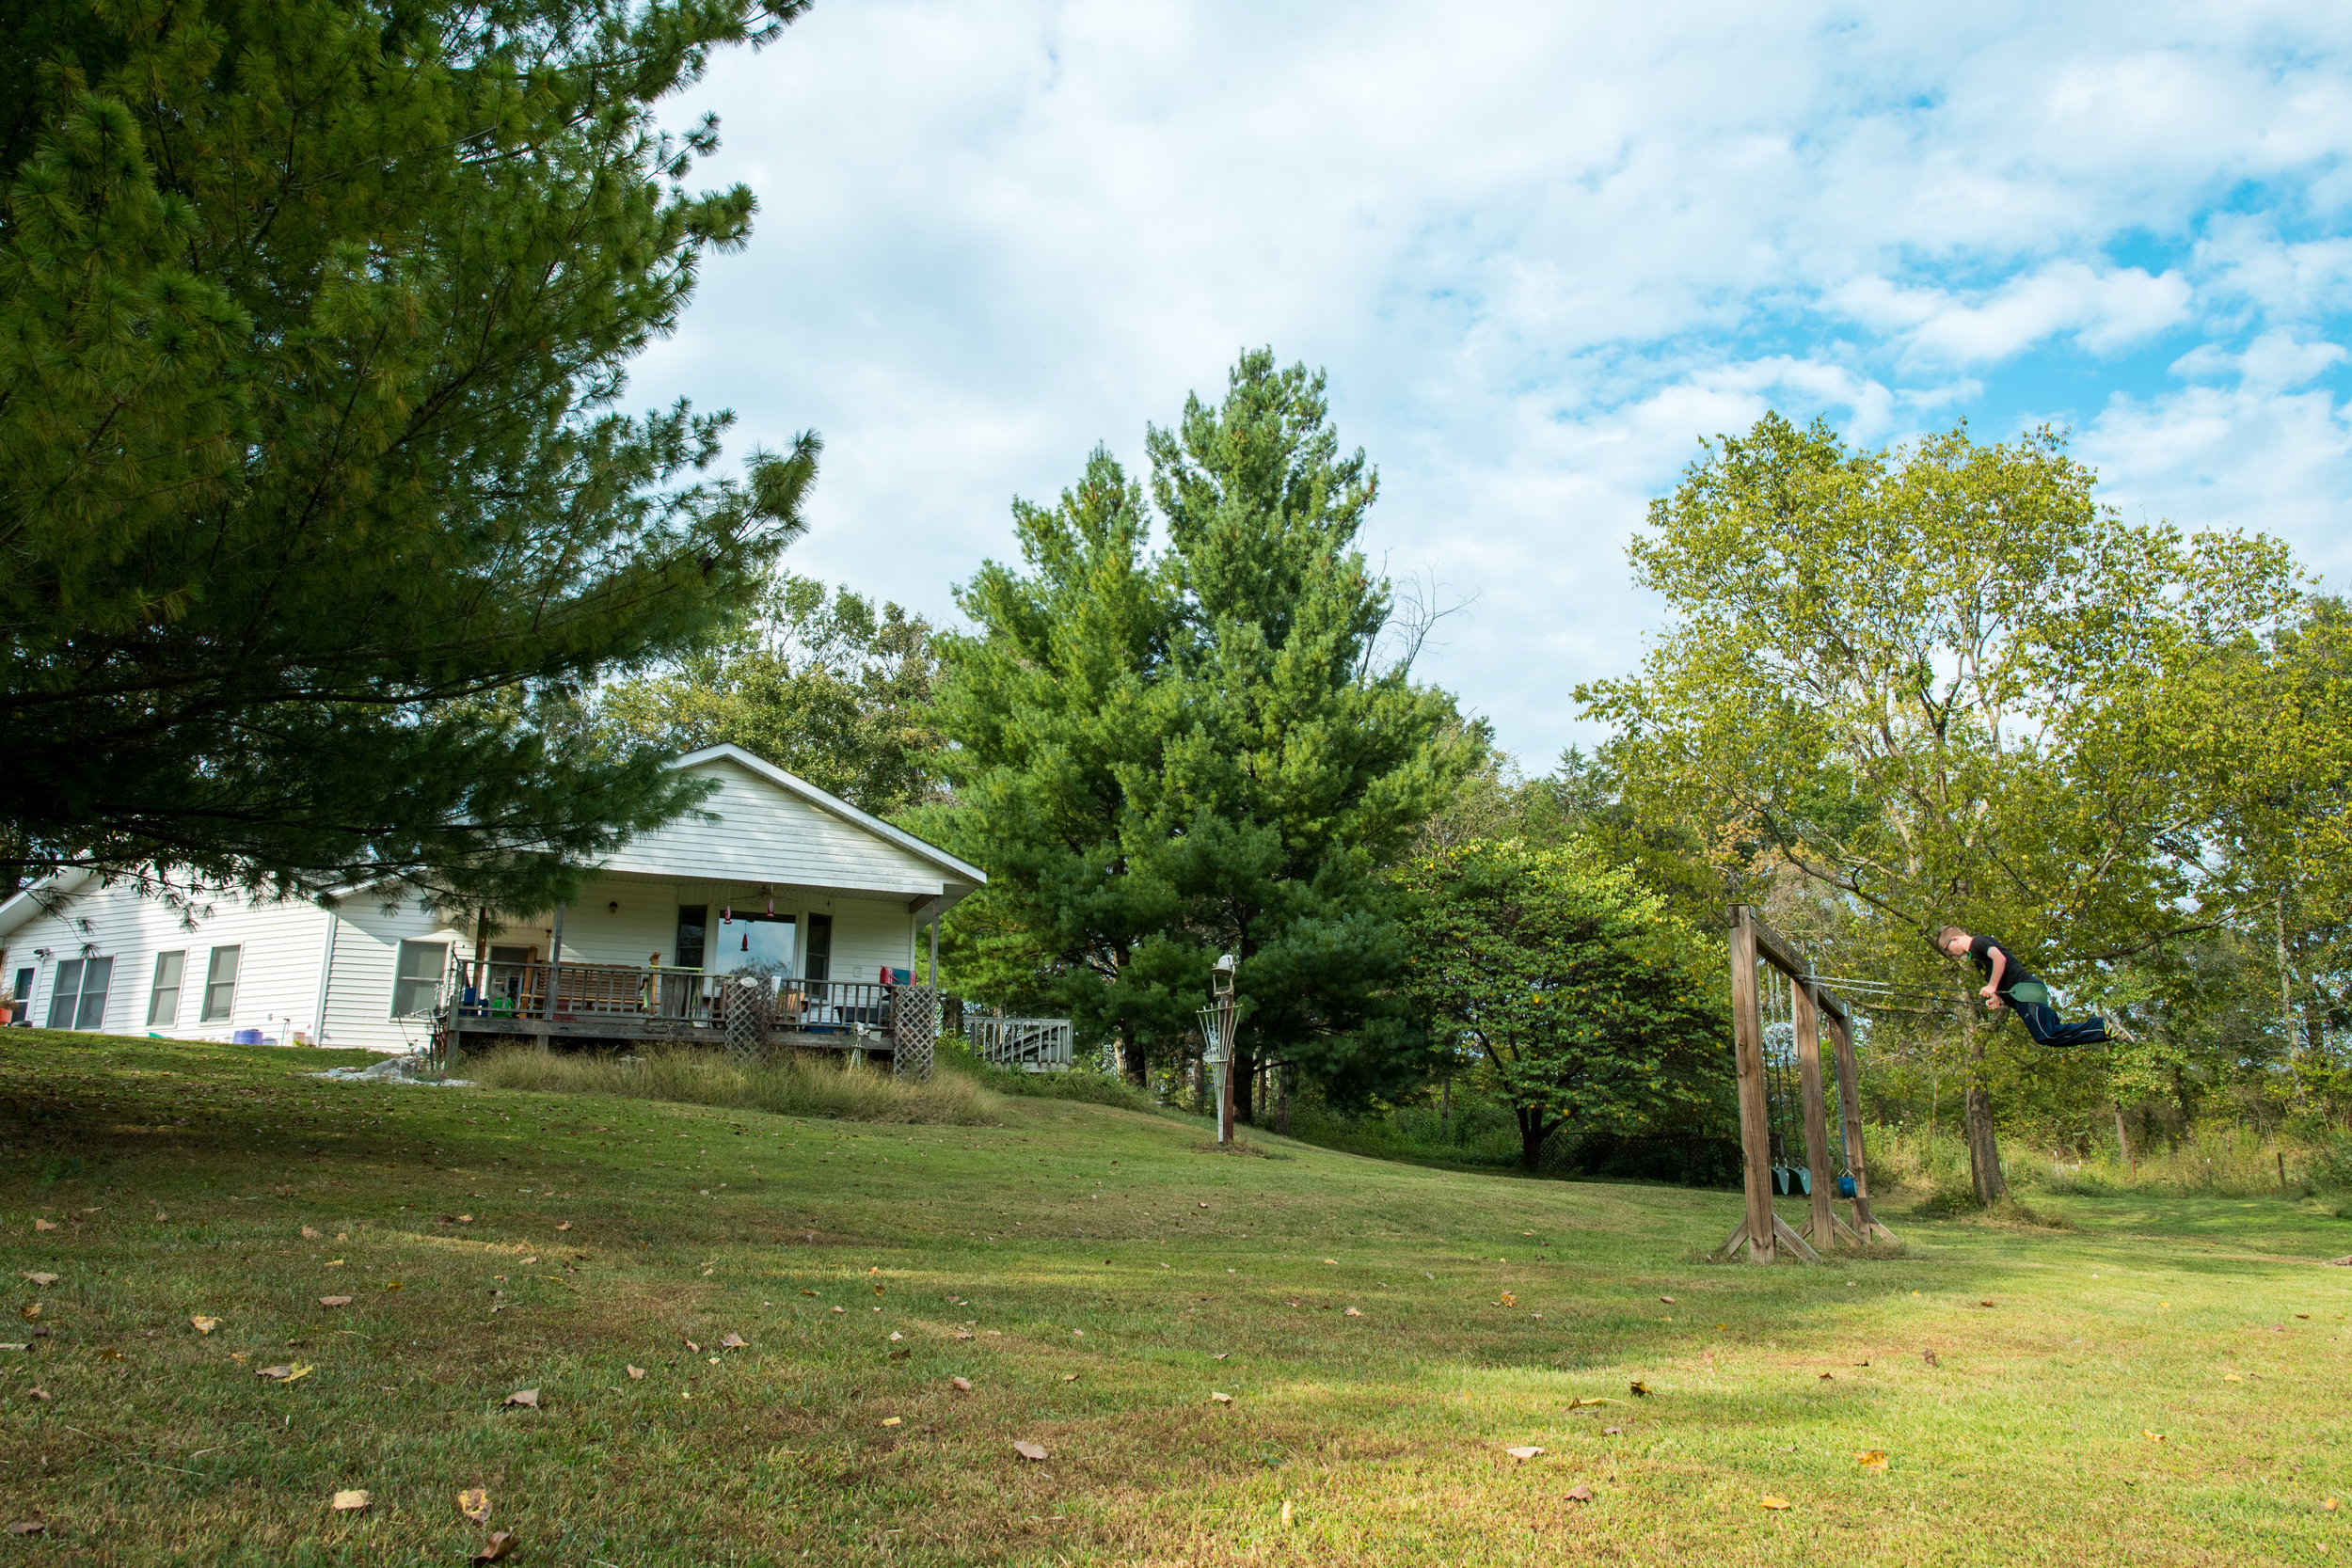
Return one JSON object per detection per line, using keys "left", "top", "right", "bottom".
{"left": 1836, "top": 1174, "right": 1857, "bottom": 1198}
{"left": 1795, "top": 1168, "right": 1811, "bottom": 1196}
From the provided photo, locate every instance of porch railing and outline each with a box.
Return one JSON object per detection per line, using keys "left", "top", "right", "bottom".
{"left": 441, "top": 959, "right": 900, "bottom": 1036}
{"left": 971, "top": 1015, "right": 1076, "bottom": 1071}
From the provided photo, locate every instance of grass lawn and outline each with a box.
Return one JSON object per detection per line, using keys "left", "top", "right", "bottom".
{"left": 5, "top": 1031, "right": 2351, "bottom": 1566}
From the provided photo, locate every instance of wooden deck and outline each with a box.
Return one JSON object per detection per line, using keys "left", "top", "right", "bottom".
{"left": 437, "top": 958, "right": 904, "bottom": 1059}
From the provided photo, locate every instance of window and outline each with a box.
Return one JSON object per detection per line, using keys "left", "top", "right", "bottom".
{"left": 148, "top": 951, "right": 185, "bottom": 1027}
{"left": 10, "top": 968, "right": 29, "bottom": 1004}
{"left": 45, "top": 960, "right": 81, "bottom": 1029}
{"left": 674, "top": 906, "right": 707, "bottom": 971}
{"left": 805, "top": 912, "right": 833, "bottom": 988}
{"left": 200, "top": 946, "right": 241, "bottom": 1023}
{"left": 391, "top": 940, "right": 449, "bottom": 1018}
{"left": 45, "top": 958, "right": 112, "bottom": 1031}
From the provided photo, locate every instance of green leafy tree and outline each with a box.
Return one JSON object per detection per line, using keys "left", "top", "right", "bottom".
{"left": 1581, "top": 413, "right": 2297, "bottom": 1202}
{"left": 0, "top": 0, "right": 817, "bottom": 911}
{"left": 1397, "top": 838, "right": 1730, "bottom": 1171}
{"left": 594, "top": 574, "right": 946, "bottom": 816}
{"left": 927, "top": 354, "right": 1479, "bottom": 1101}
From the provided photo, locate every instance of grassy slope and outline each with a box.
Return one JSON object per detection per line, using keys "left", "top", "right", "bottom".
{"left": 3, "top": 1031, "right": 2349, "bottom": 1567}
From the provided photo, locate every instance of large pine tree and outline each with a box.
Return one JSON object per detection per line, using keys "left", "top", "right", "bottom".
{"left": 0, "top": 0, "right": 817, "bottom": 910}
{"left": 927, "top": 352, "right": 1479, "bottom": 1102}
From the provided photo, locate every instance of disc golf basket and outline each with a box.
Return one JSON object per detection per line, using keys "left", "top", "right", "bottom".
{"left": 1713, "top": 905, "right": 1898, "bottom": 1263}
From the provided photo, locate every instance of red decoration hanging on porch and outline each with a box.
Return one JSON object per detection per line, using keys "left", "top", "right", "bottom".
{"left": 721, "top": 903, "right": 732, "bottom": 924}
{"left": 767, "top": 895, "right": 774, "bottom": 916}
{"left": 740, "top": 931, "right": 749, "bottom": 952}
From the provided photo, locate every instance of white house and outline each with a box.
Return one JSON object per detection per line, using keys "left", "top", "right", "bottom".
{"left": 0, "top": 745, "right": 984, "bottom": 1054}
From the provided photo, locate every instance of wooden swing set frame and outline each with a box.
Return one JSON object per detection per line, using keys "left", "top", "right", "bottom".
{"left": 1713, "top": 904, "right": 1899, "bottom": 1263}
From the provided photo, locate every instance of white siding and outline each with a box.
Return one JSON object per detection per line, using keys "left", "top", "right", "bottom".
{"left": 1, "top": 877, "right": 330, "bottom": 1043}
{"left": 318, "top": 895, "right": 471, "bottom": 1054}
{"left": 598, "top": 757, "right": 953, "bottom": 896}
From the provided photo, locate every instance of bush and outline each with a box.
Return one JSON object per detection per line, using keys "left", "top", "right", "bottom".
{"left": 463, "top": 1045, "right": 1002, "bottom": 1125}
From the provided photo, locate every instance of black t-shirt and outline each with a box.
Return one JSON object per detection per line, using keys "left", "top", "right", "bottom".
{"left": 1967, "top": 936, "right": 2041, "bottom": 997}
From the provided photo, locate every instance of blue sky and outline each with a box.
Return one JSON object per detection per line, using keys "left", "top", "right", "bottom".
{"left": 632, "top": 0, "right": 2352, "bottom": 768}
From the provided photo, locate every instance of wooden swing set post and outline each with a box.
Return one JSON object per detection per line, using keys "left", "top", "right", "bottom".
{"left": 1725, "top": 906, "right": 1776, "bottom": 1264}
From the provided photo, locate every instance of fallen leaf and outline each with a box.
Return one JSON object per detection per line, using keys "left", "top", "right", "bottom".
{"left": 518, "top": 1258, "right": 538, "bottom": 1266}
{"left": 319, "top": 1296, "right": 353, "bottom": 1308}
{"left": 2142, "top": 1430, "right": 2166, "bottom": 1442}
{"left": 1505, "top": 1445, "right": 1544, "bottom": 1460}
{"left": 26, "top": 1388, "right": 48, "bottom": 1402}
{"left": 457, "top": 1487, "right": 490, "bottom": 1524}
{"left": 1602, "top": 1426, "right": 1623, "bottom": 1434}
{"left": 1819, "top": 1372, "right": 1835, "bottom": 1381}
{"left": 6, "top": 1521, "right": 41, "bottom": 1535}
{"left": 1856, "top": 1450, "right": 1888, "bottom": 1471}
{"left": 1062, "top": 1372, "right": 1078, "bottom": 1382}
{"left": 384, "top": 1281, "right": 403, "bottom": 1292}
{"left": 255, "top": 1363, "right": 311, "bottom": 1382}
{"left": 2223, "top": 1372, "right": 2243, "bottom": 1383}
{"left": 32, "top": 1219, "right": 56, "bottom": 1232}
{"left": 331, "top": 1489, "right": 371, "bottom": 1513}
{"left": 21, "top": 1274, "right": 56, "bottom": 1287}
{"left": 556, "top": 1222, "right": 571, "bottom": 1231}
{"left": 1211, "top": 1391, "right": 1233, "bottom": 1403}
{"left": 457, "top": 1215, "right": 473, "bottom": 1225}
{"left": 1343, "top": 1307, "right": 1362, "bottom": 1317}
{"left": 1199, "top": 1202, "right": 1209, "bottom": 1209}
{"left": 873, "top": 1284, "right": 886, "bottom": 1296}
{"left": 721, "top": 1333, "right": 746, "bottom": 1350}
{"left": 1013, "top": 1440, "right": 1049, "bottom": 1462}
{"left": 1629, "top": 1381, "right": 1649, "bottom": 1397}
{"left": 951, "top": 1376, "right": 973, "bottom": 1392}
{"left": 1660, "top": 1296, "right": 1675, "bottom": 1305}
{"left": 97, "top": 1345, "right": 122, "bottom": 1361}
{"left": 888, "top": 1331, "right": 903, "bottom": 1342}
{"left": 684, "top": 1340, "right": 701, "bottom": 1353}
{"left": 18, "top": 1305, "right": 38, "bottom": 1323}
{"left": 2325, "top": 1499, "right": 2339, "bottom": 1513}
{"left": 1280, "top": 1499, "right": 1295, "bottom": 1526}
{"left": 1979, "top": 1299, "right": 1994, "bottom": 1307}
{"left": 888, "top": 1350, "right": 910, "bottom": 1361}
{"left": 881, "top": 1417, "right": 901, "bottom": 1427}
{"left": 302, "top": 1226, "right": 321, "bottom": 1240}
{"left": 1323, "top": 1259, "right": 1338, "bottom": 1265}
{"left": 191, "top": 1316, "right": 219, "bottom": 1335}
{"left": 627, "top": 1365, "right": 644, "bottom": 1380}
{"left": 801, "top": 1290, "right": 816, "bottom": 1297}
{"left": 1499, "top": 1291, "right": 1518, "bottom": 1307}
{"left": 501, "top": 1388, "right": 540, "bottom": 1409}
{"left": 1922, "top": 1349, "right": 1938, "bottom": 1367}
{"left": 1759, "top": 1495, "right": 1791, "bottom": 1511}
{"left": 1213, "top": 1353, "right": 1228, "bottom": 1360}
{"left": 471, "top": 1529, "right": 518, "bottom": 1564}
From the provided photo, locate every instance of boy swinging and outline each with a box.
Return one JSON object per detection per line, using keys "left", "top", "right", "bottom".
{"left": 1937, "top": 926, "right": 2111, "bottom": 1048}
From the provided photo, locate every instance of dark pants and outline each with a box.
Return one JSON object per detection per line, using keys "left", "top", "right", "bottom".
{"left": 2010, "top": 997, "right": 2109, "bottom": 1048}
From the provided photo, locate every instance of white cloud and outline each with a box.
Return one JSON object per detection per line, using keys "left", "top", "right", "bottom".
{"left": 629, "top": 0, "right": 2352, "bottom": 765}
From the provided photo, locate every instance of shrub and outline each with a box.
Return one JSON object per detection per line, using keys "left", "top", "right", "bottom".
{"left": 463, "top": 1045, "right": 1002, "bottom": 1125}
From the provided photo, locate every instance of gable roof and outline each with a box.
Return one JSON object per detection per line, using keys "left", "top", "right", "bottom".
{"left": 667, "top": 744, "right": 984, "bottom": 888}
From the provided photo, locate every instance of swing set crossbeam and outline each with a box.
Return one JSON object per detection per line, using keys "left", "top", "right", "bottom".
{"left": 1712, "top": 905, "right": 1899, "bottom": 1265}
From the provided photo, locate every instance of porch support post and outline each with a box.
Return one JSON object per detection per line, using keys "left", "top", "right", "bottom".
{"left": 542, "top": 902, "right": 566, "bottom": 1050}
{"left": 929, "top": 918, "right": 939, "bottom": 987}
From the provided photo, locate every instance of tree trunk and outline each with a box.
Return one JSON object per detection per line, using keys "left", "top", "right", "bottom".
{"left": 1120, "top": 1030, "right": 1147, "bottom": 1086}
{"left": 1277, "top": 1062, "right": 1290, "bottom": 1136}
{"left": 2113, "top": 1100, "right": 2134, "bottom": 1179}
{"left": 1961, "top": 1001, "right": 2006, "bottom": 1205}
{"left": 1518, "top": 1108, "right": 1551, "bottom": 1172}
{"left": 1233, "top": 1048, "right": 1256, "bottom": 1124}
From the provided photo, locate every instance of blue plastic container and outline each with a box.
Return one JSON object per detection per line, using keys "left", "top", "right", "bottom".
{"left": 231, "top": 1028, "right": 262, "bottom": 1044}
